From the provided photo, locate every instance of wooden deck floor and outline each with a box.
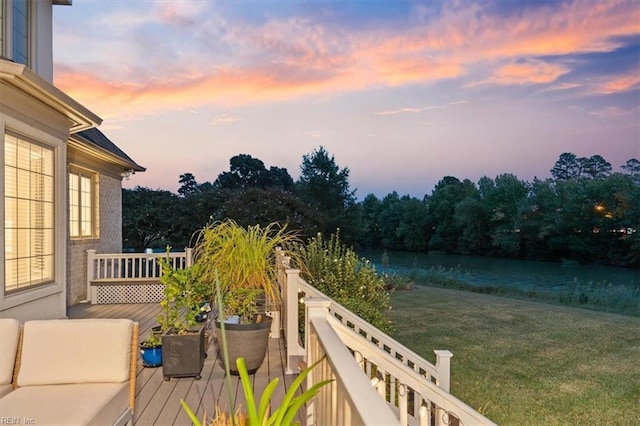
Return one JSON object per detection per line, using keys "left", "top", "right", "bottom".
{"left": 67, "top": 303, "right": 301, "bottom": 426}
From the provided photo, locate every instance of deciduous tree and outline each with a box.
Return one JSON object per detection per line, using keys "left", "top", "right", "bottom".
{"left": 122, "top": 187, "right": 179, "bottom": 251}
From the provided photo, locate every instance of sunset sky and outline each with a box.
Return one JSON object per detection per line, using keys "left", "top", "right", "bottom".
{"left": 53, "top": 0, "right": 640, "bottom": 199}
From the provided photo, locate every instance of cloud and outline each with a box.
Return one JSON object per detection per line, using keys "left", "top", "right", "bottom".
{"left": 374, "top": 100, "right": 469, "bottom": 116}
{"left": 590, "top": 106, "right": 635, "bottom": 118}
{"left": 211, "top": 114, "right": 242, "bottom": 125}
{"left": 469, "top": 59, "right": 570, "bottom": 87}
{"left": 374, "top": 107, "right": 428, "bottom": 116}
{"left": 592, "top": 74, "right": 640, "bottom": 94}
{"left": 541, "top": 82, "right": 583, "bottom": 92}
{"left": 53, "top": 0, "right": 639, "bottom": 123}
{"left": 303, "top": 131, "right": 322, "bottom": 138}
{"left": 154, "top": 1, "right": 210, "bottom": 28}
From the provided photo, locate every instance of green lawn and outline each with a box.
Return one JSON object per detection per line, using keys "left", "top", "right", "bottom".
{"left": 389, "top": 286, "right": 640, "bottom": 425}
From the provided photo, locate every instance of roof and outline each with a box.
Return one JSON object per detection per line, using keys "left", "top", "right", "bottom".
{"left": 0, "top": 59, "right": 101, "bottom": 133}
{"left": 75, "top": 128, "right": 146, "bottom": 172}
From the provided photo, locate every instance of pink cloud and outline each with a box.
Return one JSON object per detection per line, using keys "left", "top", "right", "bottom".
{"left": 592, "top": 74, "right": 640, "bottom": 94}
{"left": 472, "top": 59, "right": 570, "bottom": 86}
{"left": 53, "top": 0, "right": 639, "bottom": 123}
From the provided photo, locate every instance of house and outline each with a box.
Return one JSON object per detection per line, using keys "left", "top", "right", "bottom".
{"left": 0, "top": 3, "right": 500, "bottom": 425}
{"left": 0, "top": 0, "right": 144, "bottom": 321}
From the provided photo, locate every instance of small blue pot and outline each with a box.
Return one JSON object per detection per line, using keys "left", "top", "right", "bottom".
{"left": 140, "top": 344, "right": 162, "bottom": 367}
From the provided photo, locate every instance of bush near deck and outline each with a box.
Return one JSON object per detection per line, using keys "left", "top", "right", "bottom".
{"left": 390, "top": 286, "right": 640, "bottom": 426}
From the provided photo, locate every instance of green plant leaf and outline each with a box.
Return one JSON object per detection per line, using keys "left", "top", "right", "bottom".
{"left": 237, "top": 357, "right": 259, "bottom": 426}
{"left": 180, "top": 399, "right": 202, "bottom": 426}
{"left": 215, "top": 271, "right": 237, "bottom": 426}
{"left": 258, "top": 377, "right": 280, "bottom": 423}
{"left": 272, "top": 356, "right": 326, "bottom": 425}
{"left": 279, "top": 380, "right": 334, "bottom": 425}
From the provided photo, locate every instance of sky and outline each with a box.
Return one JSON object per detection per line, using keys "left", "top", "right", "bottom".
{"left": 52, "top": 0, "right": 640, "bottom": 199}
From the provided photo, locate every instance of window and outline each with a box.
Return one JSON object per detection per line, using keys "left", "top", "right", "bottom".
{"left": 11, "top": 0, "right": 30, "bottom": 66}
{"left": 4, "top": 133, "right": 55, "bottom": 293}
{"left": 69, "top": 170, "right": 97, "bottom": 238}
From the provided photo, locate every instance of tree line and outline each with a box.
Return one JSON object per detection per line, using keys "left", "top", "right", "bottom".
{"left": 123, "top": 149, "right": 640, "bottom": 268}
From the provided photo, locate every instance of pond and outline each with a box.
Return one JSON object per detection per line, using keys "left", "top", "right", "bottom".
{"left": 361, "top": 250, "right": 639, "bottom": 292}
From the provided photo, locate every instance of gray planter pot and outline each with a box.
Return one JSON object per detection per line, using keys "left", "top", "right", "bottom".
{"left": 215, "top": 315, "right": 272, "bottom": 375}
{"left": 162, "top": 325, "right": 206, "bottom": 380}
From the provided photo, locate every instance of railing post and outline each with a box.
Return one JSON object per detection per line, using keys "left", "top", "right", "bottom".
{"left": 185, "top": 248, "right": 193, "bottom": 267}
{"left": 434, "top": 350, "right": 453, "bottom": 392}
{"left": 304, "top": 298, "right": 332, "bottom": 426}
{"left": 304, "top": 297, "right": 332, "bottom": 353}
{"left": 284, "top": 268, "right": 305, "bottom": 374}
{"left": 86, "top": 249, "right": 96, "bottom": 304}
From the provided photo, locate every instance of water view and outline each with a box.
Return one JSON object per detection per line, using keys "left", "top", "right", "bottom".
{"left": 365, "top": 250, "right": 639, "bottom": 290}
{"left": 363, "top": 250, "right": 640, "bottom": 315}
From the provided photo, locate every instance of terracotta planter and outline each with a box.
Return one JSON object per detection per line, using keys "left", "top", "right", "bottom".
{"left": 215, "top": 315, "right": 272, "bottom": 375}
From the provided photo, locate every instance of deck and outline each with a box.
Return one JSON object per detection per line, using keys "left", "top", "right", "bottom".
{"left": 67, "top": 303, "right": 301, "bottom": 426}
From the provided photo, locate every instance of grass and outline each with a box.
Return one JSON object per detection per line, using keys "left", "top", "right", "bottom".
{"left": 389, "top": 286, "right": 640, "bottom": 425}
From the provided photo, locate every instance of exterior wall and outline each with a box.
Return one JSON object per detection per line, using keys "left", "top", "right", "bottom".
{"left": 99, "top": 174, "right": 124, "bottom": 253}
{"left": 67, "top": 240, "right": 92, "bottom": 305}
{"left": 0, "top": 1, "right": 56, "bottom": 82}
{"left": 67, "top": 164, "right": 123, "bottom": 305}
{"left": 0, "top": 85, "right": 70, "bottom": 321}
{"left": 1, "top": 1, "right": 103, "bottom": 320}
{"left": 33, "top": 0, "right": 55, "bottom": 83}
{"left": 2, "top": 0, "right": 129, "bottom": 313}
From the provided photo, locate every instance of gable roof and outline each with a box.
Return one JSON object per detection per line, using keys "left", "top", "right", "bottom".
{"left": 74, "top": 128, "right": 146, "bottom": 172}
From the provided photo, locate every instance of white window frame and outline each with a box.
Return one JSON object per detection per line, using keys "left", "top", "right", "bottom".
{"left": 0, "top": 0, "right": 33, "bottom": 67}
{"left": 69, "top": 168, "right": 98, "bottom": 239}
{"left": 12, "top": 0, "right": 31, "bottom": 66}
{"left": 4, "top": 131, "right": 55, "bottom": 293}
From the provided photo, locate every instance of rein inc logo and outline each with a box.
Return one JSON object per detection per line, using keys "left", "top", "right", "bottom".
{"left": 0, "top": 418, "right": 35, "bottom": 425}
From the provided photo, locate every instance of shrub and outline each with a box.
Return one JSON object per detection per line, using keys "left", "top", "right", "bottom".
{"left": 381, "top": 272, "right": 414, "bottom": 291}
{"left": 296, "top": 232, "right": 393, "bottom": 333}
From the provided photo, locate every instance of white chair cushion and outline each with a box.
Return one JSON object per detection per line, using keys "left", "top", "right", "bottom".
{"left": 0, "top": 382, "right": 130, "bottom": 426}
{"left": 17, "top": 319, "right": 133, "bottom": 386}
{"left": 0, "top": 383, "right": 13, "bottom": 398}
{"left": 0, "top": 318, "right": 20, "bottom": 385}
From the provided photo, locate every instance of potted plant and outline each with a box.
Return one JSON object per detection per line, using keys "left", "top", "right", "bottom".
{"left": 192, "top": 219, "right": 303, "bottom": 375}
{"left": 181, "top": 357, "right": 331, "bottom": 425}
{"left": 181, "top": 283, "right": 332, "bottom": 425}
{"left": 157, "top": 252, "right": 207, "bottom": 381}
{"left": 216, "top": 287, "right": 273, "bottom": 374}
{"left": 139, "top": 333, "right": 162, "bottom": 368}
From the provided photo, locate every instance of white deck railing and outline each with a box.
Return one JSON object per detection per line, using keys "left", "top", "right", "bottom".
{"left": 85, "top": 248, "right": 496, "bottom": 425}
{"left": 277, "top": 249, "right": 496, "bottom": 426}
{"left": 85, "top": 249, "right": 192, "bottom": 304}
{"left": 305, "top": 298, "right": 399, "bottom": 425}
